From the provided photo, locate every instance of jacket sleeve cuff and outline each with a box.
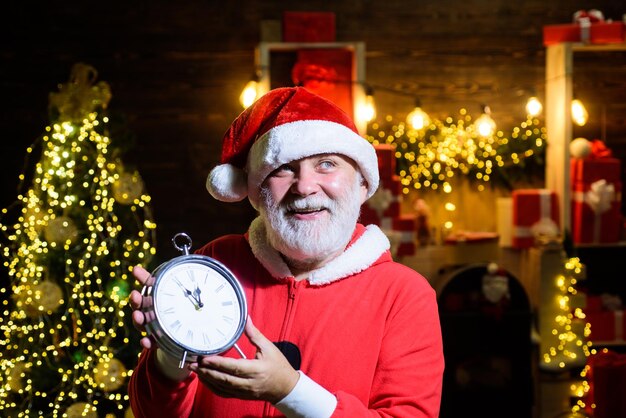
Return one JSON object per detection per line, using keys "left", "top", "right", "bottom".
{"left": 274, "top": 371, "right": 337, "bottom": 418}
{"left": 154, "top": 348, "right": 192, "bottom": 381}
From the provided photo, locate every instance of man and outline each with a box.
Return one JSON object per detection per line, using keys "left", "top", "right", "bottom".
{"left": 128, "top": 87, "right": 444, "bottom": 417}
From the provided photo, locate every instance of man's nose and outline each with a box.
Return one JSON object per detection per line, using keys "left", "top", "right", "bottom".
{"left": 290, "top": 167, "right": 319, "bottom": 196}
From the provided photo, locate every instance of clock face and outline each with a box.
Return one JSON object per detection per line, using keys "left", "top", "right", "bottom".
{"left": 153, "top": 258, "right": 246, "bottom": 354}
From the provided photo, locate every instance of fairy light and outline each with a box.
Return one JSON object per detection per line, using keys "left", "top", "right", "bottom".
{"left": 541, "top": 257, "right": 592, "bottom": 374}
{"left": 0, "top": 79, "right": 156, "bottom": 415}
{"left": 366, "top": 106, "right": 546, "bottom": 194}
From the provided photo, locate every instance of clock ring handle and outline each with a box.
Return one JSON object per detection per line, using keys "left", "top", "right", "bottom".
{"left": 172, "top": 232, "right": 193, "bottom": 255}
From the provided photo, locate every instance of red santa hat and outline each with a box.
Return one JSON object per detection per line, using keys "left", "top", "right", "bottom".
{"left": 206, "top": 86, "right": 380, "bottom": 209}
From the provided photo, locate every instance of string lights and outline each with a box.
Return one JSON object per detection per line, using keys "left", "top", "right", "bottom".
{"left": 0, "top": 64, "right": 156, "bottom": 417}
{"left": 541, "top": 257, "right": 592, "bottom": 372}
{"left": 366, "top": 107, "right": 547, "bottom": 194}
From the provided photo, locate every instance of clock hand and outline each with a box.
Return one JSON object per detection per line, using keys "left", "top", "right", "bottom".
{"left": 174, "top": 278, "right": 202, "bottom": 309}
{"left": 193, "top": 286, "right": 204, "bottom": 308}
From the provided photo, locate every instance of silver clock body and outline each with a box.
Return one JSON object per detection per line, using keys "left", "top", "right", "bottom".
{"left": 142, "top": 248, "right": 247, "bottom": 367}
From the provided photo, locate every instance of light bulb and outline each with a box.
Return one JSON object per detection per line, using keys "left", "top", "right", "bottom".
{"left": 526, "top": 96, "right": 543, "bottom": 117}
{"left": 357, "top": 93, "right": 376, "bottom": 123}
{"left": 239, "top": 80, "right": 259, "bottom": 109}
{"left": 571, "top": 99, "right": 588, "bottom": 126}
{"left": 474, "top": 105, "right": 496, "bottom": 137}
{"left": 406, "top": 106, "right": 430, "bottom": 130}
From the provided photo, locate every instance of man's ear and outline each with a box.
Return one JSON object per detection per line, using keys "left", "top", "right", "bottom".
{"left": 359, "top": 179, "right": 369, "bottom": 204}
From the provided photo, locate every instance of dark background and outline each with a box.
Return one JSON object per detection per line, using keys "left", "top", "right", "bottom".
{"left": 2, "top": 0, "right": 625, "bottom": 264}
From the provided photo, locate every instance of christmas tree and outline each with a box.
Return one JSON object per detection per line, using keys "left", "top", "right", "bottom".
{"left": 0, "top": 63, "right": 156, "bottom": 417}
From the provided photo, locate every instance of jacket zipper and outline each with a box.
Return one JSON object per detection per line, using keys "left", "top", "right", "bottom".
{"left": 265, "top": 278, "right": 301, "bottom": 417}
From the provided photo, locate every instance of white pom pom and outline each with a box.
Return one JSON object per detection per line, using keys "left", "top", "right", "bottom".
{"left": 206, "top": 164, "right": 248, "bottom": 202}
{"left": 570, "top": 137, "right": 591, "bottom": 159}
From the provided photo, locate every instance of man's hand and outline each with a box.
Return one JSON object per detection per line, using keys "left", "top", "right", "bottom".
{"left": 189, "top": 319, "right": 300, "bottom": 404}
{"left": 128, "top": 265, "right": 156, "bottom": 350}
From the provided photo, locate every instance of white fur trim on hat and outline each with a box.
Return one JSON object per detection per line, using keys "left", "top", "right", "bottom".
{"left": 246, "top": 119, "right": 380, "bottom": 209}
{"left": 206, "top": 163, "right": 248, "bottom": 202}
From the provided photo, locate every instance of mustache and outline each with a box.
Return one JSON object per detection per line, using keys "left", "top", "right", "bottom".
{"left": 282, "top": 196, "right": 335, "bottom": 213}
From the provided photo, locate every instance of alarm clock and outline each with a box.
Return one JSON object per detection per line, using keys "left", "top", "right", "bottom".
{"left": 141, "top": 233, "right": 247, "bottom": 368}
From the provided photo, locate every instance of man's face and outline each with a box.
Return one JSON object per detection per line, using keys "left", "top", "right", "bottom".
{"left": 259, "top": 154, "right": 368, "bottom": 264}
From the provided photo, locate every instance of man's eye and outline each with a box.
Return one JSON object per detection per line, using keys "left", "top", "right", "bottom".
{"left": 272, "top": 164, "right": 294, "bottom": 176}
{"left": 318, "top": 160, "right": 335, "bottom": 169}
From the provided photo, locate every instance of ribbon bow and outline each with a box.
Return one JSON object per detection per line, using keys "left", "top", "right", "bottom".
{"left": 48, "top": 63, "right": 112, "bottom": 122}
{"left": 590, "top": 139, "right": 613, "bottom": 159}
{"left": 573, "top": 9, "right": 605, "bottom": 23}
{"left": 584, "top": 179, "right": 615, "bottom": 214}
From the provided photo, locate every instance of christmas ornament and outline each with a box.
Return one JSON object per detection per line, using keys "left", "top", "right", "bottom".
{"left": 32, "top": 281, "right": 63, "bottom": 313}
{"left": 482, "top": 263, "right": 510, "bottom": 304}
{"left": 113, "top": 172, "right": 144, "bottom": 205}
{"left": 7, "top": 362, "right": 29, "bottom": 392}
{"left": 48, "top": 63, "right": 111, "bottom": 122}
{"left": 44, "top": 216, "right": 78, "bottom": 245}
{"left": 65, "top": 402, "right": 97, "bottom": 418}
{"left": 125, "top": 406, "right": 134, "bottom": 418}
{"left": 570, "top": 137, "right": 592, "bottom": 159}
{"left": 106, "top": 278, "right": 131, "bottom": 299}
{"left": 94, "top": 358, "right": 127, "bottom": 392}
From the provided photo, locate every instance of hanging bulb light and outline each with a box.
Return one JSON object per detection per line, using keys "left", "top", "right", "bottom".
{"left": 526, "top": 96, "right": 543, "bottom": 117}
{"left": 357, "top": 85, "right": 376, "bottom": 124}
{"left": 571, "top": 99, "right": 588, "bottom": 126}
{"left": 406, "top": 98, "right": 431, "bottom": 131}
{"left": 239, "top": 73, "right": 260, "bottom": 109}
{"left": 474, "top": 104, "right": 496, "bottom": 137}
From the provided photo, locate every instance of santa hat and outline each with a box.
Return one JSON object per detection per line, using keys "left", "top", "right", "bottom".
{"left": 207, "top": 87, "right": 380, "bottom": 209}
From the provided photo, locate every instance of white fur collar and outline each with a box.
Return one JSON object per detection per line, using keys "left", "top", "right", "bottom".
{"left": 247, "top": 217, "right": 390, "bottom": 286}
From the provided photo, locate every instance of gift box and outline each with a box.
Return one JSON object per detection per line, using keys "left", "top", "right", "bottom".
{"left": 585, "top": 294, "right": 625, "bottom": 343}
{"left": 282, "top": 12, "right": 336, "bottom": 42}
{"left": 512, "top": 189, "right": 560, "bottom": 249}
{"left": 571, "top": 157, "right": 622, "bottom": 244}
{"left": 375, "top": 144, "right": 397, "bottom": 180}
{"left": 584, "top": 350, "right": 626, "bottom": 418}
{"left": 393, "top": 215, "right": 416, "bottom": 257}
{"left": 544, "top": 21, "right": 626, "bottom": 45}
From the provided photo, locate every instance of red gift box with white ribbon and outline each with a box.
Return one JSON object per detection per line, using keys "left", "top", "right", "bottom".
{"left": 570, "top": 147, "right": 622, "bottom": 244}
{"left": 512, "top": 189, "right": 560, "bottom": 249}
{"left": 585, "top": 294, "right": 626, "bottom": 343}
{"left": 543, "top": 9, "right": 626, "bottom": 46}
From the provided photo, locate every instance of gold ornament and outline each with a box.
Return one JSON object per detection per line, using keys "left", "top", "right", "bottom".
{"left": 94, "top": 358, "right": 127, "bottom": 392}
{"left": 15, "top": 280, "right": 64, "bottom": 317}
{"left": 44, "top": 216, "right": 78, "bottom": 245}
{"left": 48, "top": 63, "right": 112, "bottom": 123}
{"left": 125, "top": 407, "right": 135, "bottom": 418}
{"left": 33, "top": 281, "right": 64, "bottom": 313}
{"left": 65, "top": 402, "right": 97, "bottom": 418}
{"left": 113, "top": 172, "right": 144, "bottom": 205}
{"left": 7, "top": 362, "right": 29, "bottom": 392}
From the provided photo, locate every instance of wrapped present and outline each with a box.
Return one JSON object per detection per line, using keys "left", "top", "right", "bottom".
{"left": 512, "top": 189, "right": 560, "bottom": 249}
{"left": 572, "top": 179, "right": 622, "bottom": 243}
{"left": 571, "top": 150, "right": 622, "bottom": 244}
{"left": 282, "top": 12, "right": 336, "bottom": 42}
{"left": 543, "top": 9, "right": 626, "bottom": 45}
{"left": 360, "top": 175, "right": 402, "bottom": 225}
{"left": 584, "top": 350, "right": 626, "bottom": 418}
{"left": 393, "top": 215, "right": 416, "bottom": 257}
{"left": 374, "top": 144, "right": 397, "bottom": 180}
{"left": 585, "top": 294, "right": 625, "bottom": 343}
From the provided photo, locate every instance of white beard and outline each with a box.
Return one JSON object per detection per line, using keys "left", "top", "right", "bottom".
{"left": 259, "top": 176, "right": 363, "bottom": 265}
